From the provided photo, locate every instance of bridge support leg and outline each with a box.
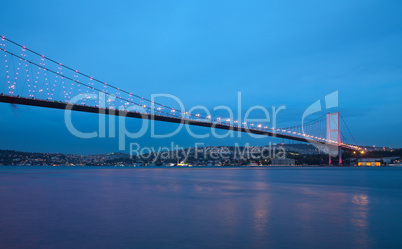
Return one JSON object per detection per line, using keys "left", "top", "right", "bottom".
{"left": 337, "top": 111, "right": 342, "bottom": 166}
{"left": 328, "top": 148, "right": 331, "bottom": 165}
{"left": 327, "top": 112, "right": 332, "bottom": 166}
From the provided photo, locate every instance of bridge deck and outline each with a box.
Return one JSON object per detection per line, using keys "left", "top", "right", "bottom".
{"left": 0, "top": 95, "right": 356, "bottom": 151}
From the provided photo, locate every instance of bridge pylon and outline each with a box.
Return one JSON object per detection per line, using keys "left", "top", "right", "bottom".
{"left": 327, "top": 112, "right": 342, "bottom": 166}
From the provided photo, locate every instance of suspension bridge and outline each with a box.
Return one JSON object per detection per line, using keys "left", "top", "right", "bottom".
{"left": 0, "top": 36, "right": 362, "bottom": 165}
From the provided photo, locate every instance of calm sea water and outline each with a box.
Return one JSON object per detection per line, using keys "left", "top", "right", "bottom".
{"left": 0, "top": 167, "right": 402, "bottom": 249}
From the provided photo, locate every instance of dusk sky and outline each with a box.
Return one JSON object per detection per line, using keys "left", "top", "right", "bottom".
{"left": 0, "top": 0, "right": 401, "bottom": 154}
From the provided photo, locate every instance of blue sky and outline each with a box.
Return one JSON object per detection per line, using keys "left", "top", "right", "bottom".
{"left": 0, "top": 0, "right": 401, "bottom": 154}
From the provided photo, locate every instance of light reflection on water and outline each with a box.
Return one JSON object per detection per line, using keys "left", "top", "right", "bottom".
{"left": 0, "top": 167, "right": 402, "bottom": 249}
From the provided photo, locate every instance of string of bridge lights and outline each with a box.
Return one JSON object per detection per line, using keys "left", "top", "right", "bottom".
{"left": 0, "top": 37, "right": 330, "bottom": 142}
{"left": 1, "top": 36, "right": 292, "bottom": 129}
{"left": 0, "top": 36, "right": 359, "bottom": 148}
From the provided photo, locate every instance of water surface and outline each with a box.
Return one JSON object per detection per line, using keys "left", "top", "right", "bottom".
{"left": 1, "top": 167, "right": 401, "bottom": 248}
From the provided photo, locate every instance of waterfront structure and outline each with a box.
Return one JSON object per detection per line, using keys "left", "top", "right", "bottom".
{"left": 271, "top": 158, "right": 296, "bottom": 166}
{"left": 357, "top": 157, "right": 400, "bottom": 166}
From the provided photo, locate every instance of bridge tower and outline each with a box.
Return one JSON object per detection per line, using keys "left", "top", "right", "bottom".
{"left": 327, "top": 112, "right": 342, "bottom": 166}
{"left": 338, "top": 111, "right": 342, "bottom": 166}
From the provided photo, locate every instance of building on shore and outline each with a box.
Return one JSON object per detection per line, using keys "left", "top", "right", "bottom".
{"left": 357, "top": 157, "right": 400, "bottom": 166}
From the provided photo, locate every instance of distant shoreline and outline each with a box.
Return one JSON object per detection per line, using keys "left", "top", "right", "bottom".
{"left": 1, "top": 165, "right": 400, "bottom": 168}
